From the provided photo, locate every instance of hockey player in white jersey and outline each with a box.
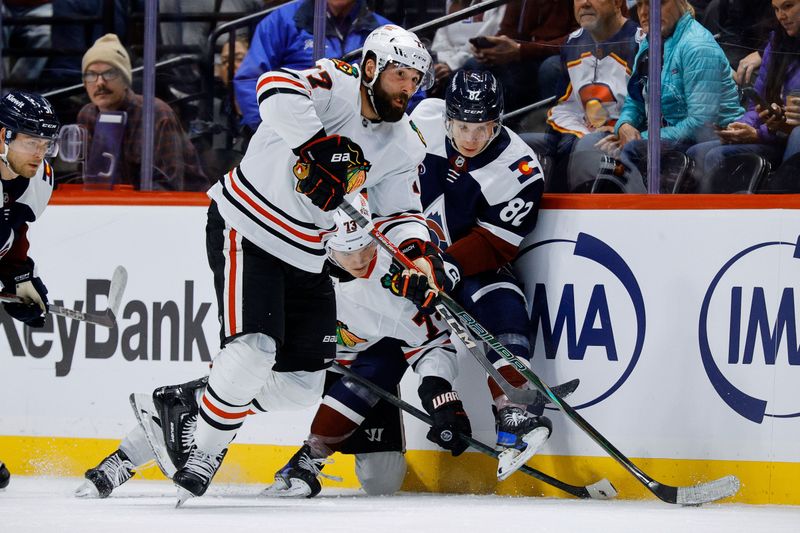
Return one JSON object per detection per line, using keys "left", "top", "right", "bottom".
{"left": 394, "top": 70, "right": 552, "bottom": 480}
{"left": 0, "top": 91, "right": 60, "bottom": 489}
{"left": 265, "top": 195, "right": 465, "bottom": 497}
{"left": 171, "top": 24, "right": 454, "bottom": 504}
{"left": 74, "top": 196, "right": 468, "bottom": 500}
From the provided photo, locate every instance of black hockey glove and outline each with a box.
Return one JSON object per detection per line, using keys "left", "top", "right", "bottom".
{"left": 419, "top": 376, "right": 471, "bottom": 457}
{"left": 0, "top": 261, "right": 49, "bottom": 328}
{"left": 293, "top": 134, "right": 371, "bottom": 212}
{"left": 381, "top": 239, "right": 461, "bottom": 313}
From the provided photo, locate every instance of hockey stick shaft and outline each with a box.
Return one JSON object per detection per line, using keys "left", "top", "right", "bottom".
{"left": 0, "top": 265, "right": 128, "bottom": 329}
{"left": 339, "top": 202, "right": 739, "bottom": 504}
{"left": 332, "top": 362, "right": 612, "bottom": 499}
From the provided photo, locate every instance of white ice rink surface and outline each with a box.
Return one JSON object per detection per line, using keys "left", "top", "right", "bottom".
{"left": 2, "top": 477, "right": 799, "bottom": 533}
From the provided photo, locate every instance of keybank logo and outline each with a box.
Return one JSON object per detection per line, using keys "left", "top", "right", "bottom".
{"left": 699, "top": 237, "right": 800, "bottom": 423}
{"left": 517, "top": 232, "right": 645, "bottom": 409}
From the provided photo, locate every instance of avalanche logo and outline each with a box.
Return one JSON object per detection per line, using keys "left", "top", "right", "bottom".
{"left": 424, "top": 195, "right": 451, "bottom": 249}
{"left": 699, "top": 236, "right": 800, "bottom": 423}
{"left": 516, "top": 232, "right": 645, "bottom": 409}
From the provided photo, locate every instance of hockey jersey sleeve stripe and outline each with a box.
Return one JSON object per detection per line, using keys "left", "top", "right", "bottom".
{"left": 374, "top": 213, "right": 427, "bottom": 233}
{"left": 221, "top": 187, "right": 326, "bottom": 256}
{"left": 234, "top": 168, "right": 319, "bottom": 230}
{"left": 257, "top": 87, "right": 309, "bottom": 106}
{"left": 256, "top": 74, "right": 309, "bottom": 95}
{"left": 476, "top": 219, "right": 525, "bottom": 246}
{"left": 228, "top": 170, "right": 323, "bottom": 243}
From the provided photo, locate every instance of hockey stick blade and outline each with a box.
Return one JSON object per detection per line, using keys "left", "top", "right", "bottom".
{"left": 337, "top": 201, "right": 737, "bottom": 505}
{"left": 108, "top": 265, "right": 128, "bottom": 317}
{"left": 333, "top": 362, "right": 616, "bottom": 500}
{"left": 654, "top": 475, "right": 741, "bottom": 506}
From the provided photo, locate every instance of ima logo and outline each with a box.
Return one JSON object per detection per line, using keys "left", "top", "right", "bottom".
{"left": 517, "top": 232, "right": 645, "bottom": 409}
{"left": 699, "top": 236, "right": 800, "bottom": 423}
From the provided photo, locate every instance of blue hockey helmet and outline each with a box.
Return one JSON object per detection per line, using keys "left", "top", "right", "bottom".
{"left": 445, "top": 70, "right": 504, "bottom": 123}
{"left": 0, "top": 91, "right": 60, "bottom": 144}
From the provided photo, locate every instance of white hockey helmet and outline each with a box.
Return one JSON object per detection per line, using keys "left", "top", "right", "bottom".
{"left": 328, "top": 194, "right": 374, "bottom": 253}
{"left": 361, "top": 25, "right": 434, "bottom": 92}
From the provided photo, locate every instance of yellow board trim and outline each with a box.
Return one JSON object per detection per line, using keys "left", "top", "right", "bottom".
{"left": 2, "top": 435, "right": 798, "bottom": 504}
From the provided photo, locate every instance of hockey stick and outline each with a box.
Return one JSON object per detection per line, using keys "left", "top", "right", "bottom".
{"left": 338, "top": 202, "right": 741, "bottom": 505}
{"left": 333, "top": 361, "right": 616, "bottom": 500}
{"left": 0, "top": 265, "right": 128, "bottom": 328}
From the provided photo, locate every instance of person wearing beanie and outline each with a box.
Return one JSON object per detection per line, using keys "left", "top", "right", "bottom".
{"left": 76, "top": 34, "right": 211, "bottom": 191}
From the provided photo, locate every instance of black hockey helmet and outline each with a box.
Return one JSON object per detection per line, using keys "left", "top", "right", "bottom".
{"left": 0, "top": 91, "right": 60, "bottom": 145}
{"left": 445, "top": 70, "right": 504, "bottom": 123}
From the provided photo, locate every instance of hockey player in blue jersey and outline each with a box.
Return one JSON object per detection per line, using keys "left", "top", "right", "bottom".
{"left": 0, "top": 91, "right": 60, "bottom": 490}
{"left": 391, "top": 70, "right": 551, "bottom": 479}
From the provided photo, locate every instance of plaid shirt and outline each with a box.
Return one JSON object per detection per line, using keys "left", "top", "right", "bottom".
{"left": 77, "top": 89, "right": 210, "bottom": 191}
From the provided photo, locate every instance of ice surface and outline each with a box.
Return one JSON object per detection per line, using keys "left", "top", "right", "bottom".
{"left": 1, "top": 477, "right": 798, "bottom": 533}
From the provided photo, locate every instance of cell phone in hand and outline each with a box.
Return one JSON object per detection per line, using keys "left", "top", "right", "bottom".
{"left": 741, "top": 86, "right": 771, "bottom": 113}
{"left": 469, "top": 36, "right": 494, "bottom": 49}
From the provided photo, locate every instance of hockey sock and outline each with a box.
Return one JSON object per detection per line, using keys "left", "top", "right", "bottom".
{"left": 119, "top": 424, "right": 156, "bottom": 467}
{"left": 487, "top": 336, "right": 531, "bottom": 411}
{"left": 307, "top": 403, "right": 361, "bottom": 456}
{"left": 194, "top": 334, "right": 274, "bottom": 454}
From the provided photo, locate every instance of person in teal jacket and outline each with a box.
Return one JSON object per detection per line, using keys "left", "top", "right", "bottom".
{"left": 234, "top": 0, "right": 391, "bottom": 130}
{"left": 593, "top": 0, "right": 744, "bottom": 192}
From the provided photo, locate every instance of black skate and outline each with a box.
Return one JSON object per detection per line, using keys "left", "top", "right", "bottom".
{"left": 495, "top": 406, "right": 552, "bottom": 481}
{"left": 0, "top": 461, "right": 9, "bottom": 489}
{"left": 173, "top": 446, "right": 227, "bottom": 506}
{"left": 153, "top": 377, "right": 207, "bottom": 469}
{"left": 262, "top": 444, "right": 341, "bottom": 498}
{"left": 74, "top": 449, "right": 135, "bottom": 498}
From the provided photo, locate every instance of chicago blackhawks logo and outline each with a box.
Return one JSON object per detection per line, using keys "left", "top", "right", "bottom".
{"left": 336, "top": 320, "right": 367, "bottom": 347}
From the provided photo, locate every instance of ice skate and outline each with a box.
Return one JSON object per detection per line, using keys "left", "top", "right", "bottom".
{"left": 173, "top": 446, "right": 226, "bottom": 506}
{"left": 0, "top": 461, "right": 9, "bottom": 490}
{"left": 495, "top": 406, "right": 552, "bottom": 481}
{"left": 262, "top": 444, "right": 341, "bottom": 498}
{"left": 130, "top": 393, "right": 177, "bottom": 478}
{"left": 74, "top": 450, "right": 135, "bottom": 498}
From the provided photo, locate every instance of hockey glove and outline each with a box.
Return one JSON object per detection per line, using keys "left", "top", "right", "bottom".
{"left": 419, "top": 376, "right": 471, "bottom": 456}
{"left": 1, "top": 265, "right": 48, "bottom": 328}
{"left": 293, "top": 134, "right": 371, "bottom": 212}
{"left": 381, "top": 239, "right": 461, "bottom": 313}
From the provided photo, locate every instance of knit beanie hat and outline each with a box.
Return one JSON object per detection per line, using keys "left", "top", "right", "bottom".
{"left": 82, "top": 34, "right": 132, "bottom": 85}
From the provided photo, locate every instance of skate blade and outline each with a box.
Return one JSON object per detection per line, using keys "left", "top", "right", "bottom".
{"left": 176, "top": 486, "right": 195, "bottom": 508}
{"left": 74, "top": 480, "right": 100, "bottom": 499}
{"left": 260, "top": 478, "right": 313, "bottom": 498}
{"left": 496, "top": 426, "right": 550, "bottom": 481}
{"left": 130, "top": 393, "right": 177, "bottom": 479}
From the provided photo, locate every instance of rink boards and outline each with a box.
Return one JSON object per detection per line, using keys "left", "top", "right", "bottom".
{"left": 1, "top": 192, "right": 799, "bottom": 504}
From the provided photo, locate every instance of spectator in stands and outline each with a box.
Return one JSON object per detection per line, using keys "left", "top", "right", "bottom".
{"left": 462, "top": 0, "right": 578, "bottom": 113}
{"left": 1, "top": 0, "right": 53, "bottom": 84}
{"left": 159, "top": 0, "right": 263, "bottom": 53}
{"left": 717, "top": 0, "right": 775, "bottom": 85}
{"left": 520, "top": 0, "right": 641, "bottom": 191}
{"left": 687, "top": 0, "right": 800, "bottom": 191}
{"left": 234, "top": 0, "right": 391, "bottom": 130}
{"left": 590, "top": 0, "right": 743, "bottom": 192}
{"left": 429, "top": 0, "right": 507, "bottom": 97}
{"left": 77, "top": 34, "right": 211, "bottom": 191}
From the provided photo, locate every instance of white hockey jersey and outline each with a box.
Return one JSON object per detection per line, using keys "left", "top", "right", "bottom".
{"left": 334, "top": 249, "right": 457, "bottom": 381}
{"left": 547, "top": 21, "right": 643, "bottom": 137}
{"left": 0, "top": 160, "right": 54, "bottom": 268}
{"left": 208, "top": 58, "right": 430, "bottom": 273}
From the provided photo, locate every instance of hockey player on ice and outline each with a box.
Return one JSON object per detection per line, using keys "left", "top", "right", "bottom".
{"left": 162, "top": 24, "right": 457, "bottom": 505}
{"left": 402, "top": 70, "right": 552, "bottom": 479}
{"left": 0, "top": 91, "right": 61, "bottom": 490}
{"left": 74, "top": 195, "right": 468, "bottom": 499}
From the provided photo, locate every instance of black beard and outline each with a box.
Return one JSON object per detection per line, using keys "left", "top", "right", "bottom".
{"left": 372, "top": 80, "right": 408, "bottom": 122}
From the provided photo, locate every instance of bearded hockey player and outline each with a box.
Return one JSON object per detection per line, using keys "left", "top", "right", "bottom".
{"left": 393, "top": 70, "right": 551, "bottom": 479}
{"left": 0, "top": 91, "right": 60, "bottom": 489}
{"left": 170, "top": 24, "right": 456, "bottom": 505}
{"left": 74, "top": 196, "right": 466, "bottom": 500}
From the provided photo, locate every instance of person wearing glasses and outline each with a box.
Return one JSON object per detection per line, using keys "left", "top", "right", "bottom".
{"left": 76, "top": 34, "right": 210, "bottom": 191}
